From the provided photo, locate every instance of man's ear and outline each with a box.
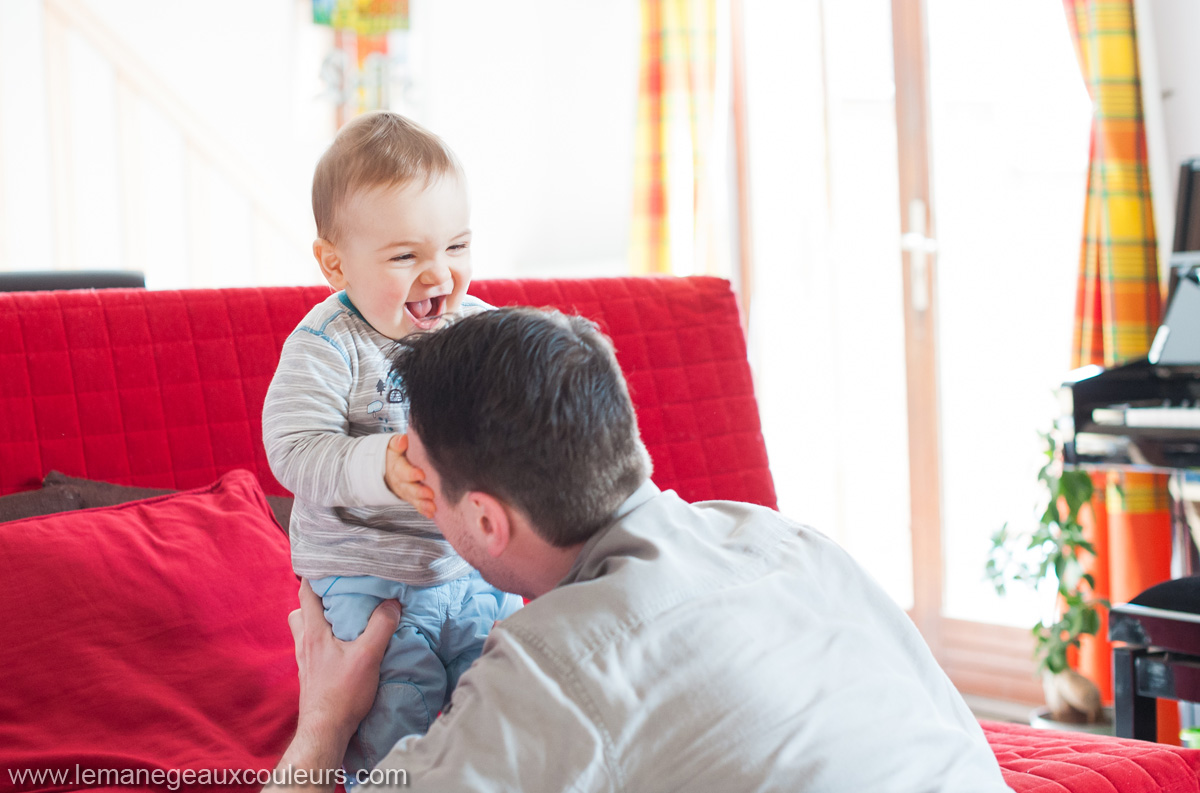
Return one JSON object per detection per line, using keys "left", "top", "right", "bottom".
{"left": 313, "top": 238, "right": 347, "bottom": 289}
{"left": 468, "top": 492, "right": 513, "bottom": 558}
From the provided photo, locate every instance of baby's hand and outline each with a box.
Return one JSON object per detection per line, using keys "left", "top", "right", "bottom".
{"left": 385, "top": 434, "right": 436, "bottom": 519}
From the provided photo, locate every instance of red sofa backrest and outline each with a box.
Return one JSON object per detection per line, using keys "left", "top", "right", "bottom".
{"left": 0, "top": 276, "right": 776, "bottom": 508}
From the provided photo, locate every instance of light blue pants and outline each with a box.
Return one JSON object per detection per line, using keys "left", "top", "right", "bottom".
{"left": 310, "top": 571, "right": 522, "bottom": 776}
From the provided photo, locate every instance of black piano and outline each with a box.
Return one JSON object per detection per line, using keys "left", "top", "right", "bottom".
{"left": 1060, "top": 262, "right": 1200, "bottom": 473}
{"left": 1056, "top": 158, "right": 1200, "bottom": 741}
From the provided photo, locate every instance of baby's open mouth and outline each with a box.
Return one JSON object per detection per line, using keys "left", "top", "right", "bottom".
{"left": 405, "top": 294, "right": 447, "bottom": 329}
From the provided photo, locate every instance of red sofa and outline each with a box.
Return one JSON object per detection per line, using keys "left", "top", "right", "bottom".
{"left": 1, "top": 276, "right": 1198, "bottom": 792}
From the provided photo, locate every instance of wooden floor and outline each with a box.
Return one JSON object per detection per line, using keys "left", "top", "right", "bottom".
{"left": 963, "top": 694, "right": 1037, "bottom": 724}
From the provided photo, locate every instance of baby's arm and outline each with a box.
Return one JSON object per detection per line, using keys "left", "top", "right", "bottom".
{"left": 263, "top": 331, "right": 401, "bottom": 509}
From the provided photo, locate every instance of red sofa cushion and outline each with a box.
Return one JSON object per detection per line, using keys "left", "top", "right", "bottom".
{"left": 983, "top": 720, "right": 1200, "bottom": 793}
{"left": 0, "top": 470, "right": 298, "bottom": 792}
{"left": 0, "top": 278, "right": 776, "bottom": 510}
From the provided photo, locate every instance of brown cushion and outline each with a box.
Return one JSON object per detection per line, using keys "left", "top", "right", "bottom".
{"left": 42, "top": 471, "right": 293, "bottom": 532}
{"left": 0, "top": 485, "right": 85, "bottom": 522}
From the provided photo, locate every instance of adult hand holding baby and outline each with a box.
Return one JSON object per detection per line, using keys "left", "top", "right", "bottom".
{"left": 385, "top": 433, "right": 436, "bottom": 519}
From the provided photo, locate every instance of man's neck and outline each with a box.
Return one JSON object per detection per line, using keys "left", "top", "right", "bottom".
{"left": 515, "top": 482, "right": 658, "bottom": 598}
{"left": 523, "top": 541, "right": 586, "bottom": 599}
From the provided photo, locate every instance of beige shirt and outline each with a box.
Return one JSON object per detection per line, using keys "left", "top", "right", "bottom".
{"left": 368, "top": 482, "right": 1009, "bottom": 792}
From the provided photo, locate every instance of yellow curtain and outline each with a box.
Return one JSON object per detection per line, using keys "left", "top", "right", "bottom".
{"left": 631, "top": 0, "right": 719, "bottom": 276}
{"left": 1063, "top": 0, "right": 1176, "bottom": 744}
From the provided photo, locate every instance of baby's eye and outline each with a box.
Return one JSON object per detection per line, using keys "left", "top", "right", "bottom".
{"left": 448, "top": 243, "right": 469, "bottom": 253}
{"left": 390, "top": 253, "right": 416, "bottom": 262}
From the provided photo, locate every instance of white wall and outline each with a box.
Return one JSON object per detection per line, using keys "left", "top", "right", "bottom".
{"left": 1147, "top": 1, "right": 1200, "bottom": 187}
{"left": 0, "top": 1, "right": 56, "bottom": 272}
{"left": 1142, "top": 0, "right": 1200, "bottom": 258}
{"left": 411, "top": 0, "right": 638, "bottom": 278}
{"left": 0, "top": 0, "right": 638, "bottom": 284}
{"left": 0, "top": 0, "right": 331, "bottom": 285}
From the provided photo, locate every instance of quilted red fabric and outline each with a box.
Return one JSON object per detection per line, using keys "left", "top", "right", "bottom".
{"left": 982, "top": 720, "right": 1200, "bottom": 793}
{"left": 470, "top": 277, "right": 776, "bottom": 508}
{"left": 0, "top": 277, "right": 777, "bottom": 509}
{"left": 0, "top": 470, "right": 299, "bottom": 793}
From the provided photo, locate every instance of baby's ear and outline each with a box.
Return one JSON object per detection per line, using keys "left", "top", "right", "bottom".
{"left": 313, "top": 238, "right": 346, "bottom": 289}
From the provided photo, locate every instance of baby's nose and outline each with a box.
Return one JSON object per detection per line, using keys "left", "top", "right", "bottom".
{"left": 421, "top": 259, "right": 453, "bottom": 284}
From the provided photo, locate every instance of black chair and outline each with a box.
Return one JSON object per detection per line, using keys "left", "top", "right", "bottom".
{"left": 0, "top": 270, "right": 145, "bottom": 292}
{"left": 1111, "top": 576, "right": 1200, "bottom": 740}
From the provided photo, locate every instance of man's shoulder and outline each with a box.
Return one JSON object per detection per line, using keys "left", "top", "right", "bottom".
{"left": 495, "top": 493, "right": 783, "bottom": 658}
{"left": 475, "top": 495, "right": 1006, "bottom": 792}
{"left": 500, "top": 490, "right": 882, "bottom": 664}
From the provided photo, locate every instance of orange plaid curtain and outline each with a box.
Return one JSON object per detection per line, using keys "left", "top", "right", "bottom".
{"left": 631, "top": 0, "right": 718, "bottom": 275}
{"left": 1063, "top": 0, "right": 1176, "bottom": 743}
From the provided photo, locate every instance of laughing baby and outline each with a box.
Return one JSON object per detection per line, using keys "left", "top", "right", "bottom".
{"left": 263, "top": 111, "right": 521, "bottom": 779}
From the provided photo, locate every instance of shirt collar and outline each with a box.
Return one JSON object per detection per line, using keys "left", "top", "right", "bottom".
{"left": 336, "top": 290, "right": 364, "bottom": 319}
{"left": 557, "top": 479, "right": 660, "bottom": 588}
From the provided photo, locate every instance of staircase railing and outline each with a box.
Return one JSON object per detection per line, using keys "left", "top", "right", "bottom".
{"left": 40, "top": 0, "right": 314, "bottom": 286}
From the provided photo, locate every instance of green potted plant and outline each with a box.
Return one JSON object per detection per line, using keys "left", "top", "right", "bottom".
{"left": 985, "top": 431, "right": 1110, "bottom": 728}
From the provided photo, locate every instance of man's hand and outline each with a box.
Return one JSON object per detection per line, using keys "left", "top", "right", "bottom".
{"left": 266, "top": 581, "right": 400, "bottom": 792}
{"left": 385, "top": 433, "right": 436, "bottom": 518}
{"left": 290, "top": 579, "right": 402, "bottom": 758}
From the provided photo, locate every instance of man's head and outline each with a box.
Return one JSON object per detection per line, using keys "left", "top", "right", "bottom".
{"left": 392, "top": 308, "right": 650, "bottom": 553}
{"left": 311, "top": 112, "right": 471, "bottom": 339}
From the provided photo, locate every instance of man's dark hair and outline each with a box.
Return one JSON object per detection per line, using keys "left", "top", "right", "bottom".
{"left": 392, "top": 307, "right": 650, "bottom": 547}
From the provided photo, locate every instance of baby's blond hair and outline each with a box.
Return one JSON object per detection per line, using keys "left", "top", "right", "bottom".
{"left": 312, "top": 111, "right": 461, "bottom": 244}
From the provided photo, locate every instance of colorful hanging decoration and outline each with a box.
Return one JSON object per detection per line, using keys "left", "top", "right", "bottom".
{"left": 313, "top": 0, "right": 411, "bottom": 124}
{"left": 312, "top": 0, "right": 409, "bottom": 35}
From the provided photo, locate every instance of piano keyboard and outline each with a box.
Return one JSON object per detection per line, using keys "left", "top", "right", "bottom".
{"left": 1094, "top": 406, "right": 1200, "bottom": 430}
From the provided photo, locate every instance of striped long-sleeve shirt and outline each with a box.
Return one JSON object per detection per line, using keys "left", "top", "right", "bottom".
{"left": 263, "top": 291, "right": 487, "bottom": 584}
